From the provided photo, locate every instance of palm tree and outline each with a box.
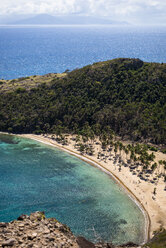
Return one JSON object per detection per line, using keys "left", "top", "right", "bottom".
{"left": 119, "top": 142, "right": 123, "bottom": 156}
{"left": 89, "top": 130, "right": 95, "bottom": 144}
{"left": 130, "top": 151, "right": 135, "bottom": 163}
{"left": 133, "top": 155, "right": 137, "bottom": 165}
{"left": 158, "top": 160, "right": 163, "bottom": 174}
{"left": 151, "top": 162, "right": 157, "bottom": 174}
{"left": 75, "top": 135, "right": 80, "bottom": 143}
{"left": 124, "top": 147, "right": 129, "bottom": 160}
{"left": 114, "top": 142, "right": 118, "bottom": 156}
{"left": 149, "top": 152, "right": 155, "bottom": 163}
{"left": 78, "top": 143, "right": 85, "bottom": 154}
{"left": 82, "top": 135, "right": 88, "bottom": 144}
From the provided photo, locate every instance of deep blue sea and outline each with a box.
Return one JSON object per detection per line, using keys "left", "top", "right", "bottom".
{"left": 0, "top": 25, "right": 166, "bottom": 80}
{"left": 0, "top": 26, "right": 163, "bottom": 244}
{"left": 0, "top": 134, "right": 145, "bottom": 244}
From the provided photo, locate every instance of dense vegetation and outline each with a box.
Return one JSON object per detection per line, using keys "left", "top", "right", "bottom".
{"left": 144, "top": 229, "right": 166, "bottom": 248}
{"left": 0, "top": 58, "right": 165, "bottom": 144}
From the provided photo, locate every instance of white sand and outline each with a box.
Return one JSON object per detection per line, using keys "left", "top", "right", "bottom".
{"left": 18, "top": 134, "right": 166, "bottom": 241}
{"left": 1, "top": 131, "right": 165, "bottom": 242}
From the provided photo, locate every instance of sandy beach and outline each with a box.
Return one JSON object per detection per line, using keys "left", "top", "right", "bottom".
{"left": 17, "top": 133, "right": 166, "bottom": 242}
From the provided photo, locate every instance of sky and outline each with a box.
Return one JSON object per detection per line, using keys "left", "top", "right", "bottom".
{"left": 0, "top": 0, "right": 166, "bottom": 25}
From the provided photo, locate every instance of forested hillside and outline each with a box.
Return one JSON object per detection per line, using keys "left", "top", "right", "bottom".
{"left": 0, "top": 58, "right": 165, "bottom": 144}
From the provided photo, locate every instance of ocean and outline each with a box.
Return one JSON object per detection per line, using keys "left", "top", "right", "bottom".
{"left": 0, "top": 25, "right": 166, "bottom": 80}
{"left": 0, "top": 134, "right": 145, "bottom": 244}
{"left": 0, "top": 25, "right": 163, "bottom": 244}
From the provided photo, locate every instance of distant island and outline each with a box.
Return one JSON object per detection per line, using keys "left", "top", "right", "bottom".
{"left": 0, "top": 14, "right": 128, "bottom": 25}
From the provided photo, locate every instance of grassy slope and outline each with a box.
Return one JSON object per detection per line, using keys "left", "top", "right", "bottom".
{"left": 0, "top": 73, "right": 66, "bottom": 93}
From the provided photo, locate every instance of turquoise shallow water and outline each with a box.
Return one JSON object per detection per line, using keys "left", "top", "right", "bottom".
{"left": 0, "top": 134, "right": 145, "bottom": 244}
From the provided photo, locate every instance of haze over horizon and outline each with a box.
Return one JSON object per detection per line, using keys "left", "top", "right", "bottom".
{"left": 0, "top": 0, "right": 166, "bottom": 25}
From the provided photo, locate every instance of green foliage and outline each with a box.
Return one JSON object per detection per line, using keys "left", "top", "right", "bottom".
{"left": 16, "top": 76, "right": 30, "bottom": 82}
{"left": 15, "top": 87, "right": 27, "bottom": 93}
{"left": 147, "top": 145, "right": 158, "bottom": 152}
{"left": 0, "top": 58, "right": 165, "bottom": 144}
{"left": 145, "top": 229, "right": 166, "bottom": 248}
{"left": 161, "top": 149, "right": 166, "bottom": 154}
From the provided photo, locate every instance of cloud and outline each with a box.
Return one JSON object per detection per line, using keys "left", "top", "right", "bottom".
{"left": 0, "top": 0, "right": 166, "bottom": 24}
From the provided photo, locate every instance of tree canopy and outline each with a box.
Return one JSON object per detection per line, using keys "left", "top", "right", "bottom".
{"left": 0, "top": 58, "right": 165, "bottom": 144}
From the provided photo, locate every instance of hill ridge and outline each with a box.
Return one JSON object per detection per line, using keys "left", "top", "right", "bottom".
{"left": 0, "top": 58, "right": 165, "bottom": 145}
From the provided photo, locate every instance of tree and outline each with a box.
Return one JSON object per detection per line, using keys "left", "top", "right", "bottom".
{"left": 151, "top": 162, "right": 157, "bottom": 173}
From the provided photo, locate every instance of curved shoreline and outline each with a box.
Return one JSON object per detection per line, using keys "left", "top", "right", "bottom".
{"left": 19, "top": 134, "right": 150, "bottom": 244}
{"left": 3, "top": 131, "right": 166, "bottom": 244}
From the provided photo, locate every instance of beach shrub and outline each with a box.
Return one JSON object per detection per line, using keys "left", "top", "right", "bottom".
{"left": 147, "top": 145, "right": 158, "bottom": 152}
{"left": 161, "top": 149, "right": 166, "bottom": 154}
{"left": 145, "top": 229, "right": 166, "bottom": 248}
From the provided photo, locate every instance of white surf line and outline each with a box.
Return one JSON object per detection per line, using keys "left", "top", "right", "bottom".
{"left": 23, "top": 135, "right": 150, "bottom": 245}
{"left": 0, "top": 132, "right": 150, "bottom": 244}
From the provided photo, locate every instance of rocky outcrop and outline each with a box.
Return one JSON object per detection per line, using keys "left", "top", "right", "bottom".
{"left": 0, "top": 212, "right": 139, "bottom": 248}
{"left": 0, "top": 212, "right": 79, "bottom": 248}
